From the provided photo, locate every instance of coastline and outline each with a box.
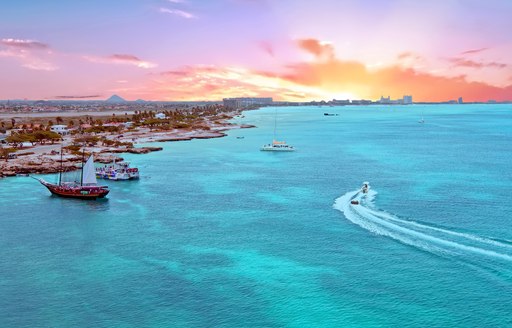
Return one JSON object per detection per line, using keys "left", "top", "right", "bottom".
{"left": 0, "top": 110, "right": 256, "bottom": 178}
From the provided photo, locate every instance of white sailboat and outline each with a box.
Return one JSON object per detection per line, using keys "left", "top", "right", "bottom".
{"left": 418, "top": 113, "right": 425, "bottom": 124}
{"left": 260, "top": 109, "right": 295, "bottom": 152}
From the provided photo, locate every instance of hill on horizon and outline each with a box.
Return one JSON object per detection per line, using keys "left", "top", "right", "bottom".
{"left": 106, "top": 94, "right": 127, "bottom": 103}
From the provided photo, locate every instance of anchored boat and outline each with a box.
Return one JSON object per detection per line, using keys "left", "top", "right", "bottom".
{"left": 261, "top": 108, "right": 295, "bottom": 152}
{"left": 96, "top": 160, "right": 139, "bottom": 180}
{"left": 35, "top": 149, "right": 109, "bottom": 200}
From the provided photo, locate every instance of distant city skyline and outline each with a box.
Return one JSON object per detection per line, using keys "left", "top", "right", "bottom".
{"left": 1, "top": 0, "right": 512, "bottom": 102}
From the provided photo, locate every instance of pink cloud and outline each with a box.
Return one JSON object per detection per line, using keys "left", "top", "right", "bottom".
{"left": 0, "top": 38, "right": 57, "bottom": 71}
{"left": 448, "top": 57, "right": 507, "bottom": 69}
{"left": 297, "top": 38, "right": 334, "bottom": 59}
{"left": 84, "top": 54, "right": 157, "bottom": 68}
{"left": 1, "top": 38, "right": 49, "bottom": 50}
{"left": 460, "top": 48, "right": 489, "bottom": 55}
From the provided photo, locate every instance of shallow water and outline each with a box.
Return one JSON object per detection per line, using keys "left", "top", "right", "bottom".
{"left": 1, "top": 104, "right": 511, "bottom": 327}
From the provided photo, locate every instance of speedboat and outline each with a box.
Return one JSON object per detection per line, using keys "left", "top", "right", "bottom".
{"left": 361, "top": 182, "right": 370, "bottom": 193}
{"left": 351, "top": 200, "right": 359, "bottom": 205}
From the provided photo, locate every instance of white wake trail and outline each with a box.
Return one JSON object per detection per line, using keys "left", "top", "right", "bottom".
{"left": 333, "top": 189, "right": 512, "bottom": 263}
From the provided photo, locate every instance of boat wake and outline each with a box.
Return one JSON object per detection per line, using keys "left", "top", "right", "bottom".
{"left": 333, "top": 190, "right": 512, "bottom": 267}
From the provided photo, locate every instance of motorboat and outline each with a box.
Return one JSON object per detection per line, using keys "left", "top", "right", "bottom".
{"left": 361, "top": 182, "right": 370, "bottom": 193}
{"left": 96, "top": 160, "right": 140, "bottom": 180}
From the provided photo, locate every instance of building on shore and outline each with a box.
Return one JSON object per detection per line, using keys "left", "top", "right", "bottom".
{"left": 223, "top": 97, "right": 273, "bottom": 109}
{"left": 351, "top": 99, "right": 373, "bottom": 105}
{"left": 50, "top": 125, "right": 69, "bottom": 135}
{"left": 403, "top": 95, "right": 413, "bottom": 104}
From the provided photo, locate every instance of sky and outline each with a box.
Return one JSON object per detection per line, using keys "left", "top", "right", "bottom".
{"left": 1, "top": 0, "right": 511, "bottom": 102}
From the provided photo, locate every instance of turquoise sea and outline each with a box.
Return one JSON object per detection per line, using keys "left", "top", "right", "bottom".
{"left": 1, "top": 105, "right": 511, "bottom": 327}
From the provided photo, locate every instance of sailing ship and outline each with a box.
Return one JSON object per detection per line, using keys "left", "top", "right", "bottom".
{"left": 96, "top": 160, "right": 139, "bottom": 180}
{"left": 260, "top": 109, "right": 295, "bottom": 152}
{"left": 35, "top": 149, "right": 109, "bottom": 199}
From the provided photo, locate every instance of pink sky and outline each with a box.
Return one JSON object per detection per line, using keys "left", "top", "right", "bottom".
{"left": 1, "top": 0, "right": 511, "bottom": 101}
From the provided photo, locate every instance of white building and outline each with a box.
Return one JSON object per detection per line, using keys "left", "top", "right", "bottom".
{"left": 50, "top": 125, "right": 69, "bottom": 135}
{"left": 155, "top": 113, "right": 167, "bottom": 119}
{"left": 403, "top": 95, "right": 413, "bottom": 104}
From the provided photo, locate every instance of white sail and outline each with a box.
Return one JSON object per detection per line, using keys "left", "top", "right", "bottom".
{"left": 82, "top": 155, "right": 98, "bottom": 185}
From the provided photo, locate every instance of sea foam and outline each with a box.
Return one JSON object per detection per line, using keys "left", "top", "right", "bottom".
{"left": 333, "top": 189, "right": 512, "bottom": 264}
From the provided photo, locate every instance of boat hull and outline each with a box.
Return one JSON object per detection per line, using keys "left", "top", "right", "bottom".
{"left": 260, "top": 146, "right": 295, "bottom": 152}
{"left": 38, "top": 180, "right": 109, "bottom": 200}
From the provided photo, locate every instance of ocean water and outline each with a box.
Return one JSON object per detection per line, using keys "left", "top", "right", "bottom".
{"left": 1, "top": 104, "right": 511, "bottom": 327}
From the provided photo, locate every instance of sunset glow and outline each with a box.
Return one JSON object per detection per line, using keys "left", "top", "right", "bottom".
{"left": 1, "top": 0, "right": 511, "bottom": 101}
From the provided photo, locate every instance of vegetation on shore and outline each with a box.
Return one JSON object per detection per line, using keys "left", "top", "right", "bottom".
{"left": 1, "top": 104, "right": 243, "bottom": 174}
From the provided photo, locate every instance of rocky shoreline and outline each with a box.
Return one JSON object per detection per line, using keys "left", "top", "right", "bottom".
{"left": 0, "top": 115, "right": 255, "bottom": 178}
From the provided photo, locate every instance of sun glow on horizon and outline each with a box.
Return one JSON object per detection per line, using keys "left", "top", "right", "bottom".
{"left": 0, "top": 1, "right": 511, "bottom": 101}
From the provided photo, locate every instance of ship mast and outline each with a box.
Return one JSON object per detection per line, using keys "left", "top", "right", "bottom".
{"left": 273, "top": 107, "right": 277, "bottom": 142}
{"left": 80, "top": 143, "right": 85, "bottom": 186}
{"left": 58, "top": 144, "right": 63, "bottom": 185}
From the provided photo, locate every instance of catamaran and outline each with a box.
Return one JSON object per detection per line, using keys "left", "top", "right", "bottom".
{"left": 35, "top": 149, "right": 109, "bottom": 199}
{"left": 260, "top": 109, "right": 295, "bottom": 152}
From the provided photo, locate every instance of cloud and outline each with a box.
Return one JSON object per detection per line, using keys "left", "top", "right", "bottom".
{"left": 460, "top": 48, "right": 489, "bottom": 55}
{"left": 159, "top": 7, "right": 196, "bottom": 19}
{"left": 397, "top": 52, "right": 424, "bottom": 62}
{"left": 297, "top": 38, "right": 334, "bottom": 59}
{"left": 151, "top": 65, "right": 320, "bottom": 101}
{"left": 448, "top": 57, "right": 507, "bottom": 69}
{"left": 168, "top": 0, "right": 186, "bottom": 3}
{"left": 270, "top": 50, "right": 512, "bottom": 101}
{"left": 21, "top": 60, "right": 58, "bottom": 71}
{"left": 1, "top": 38, "right": 49, "bottom": 50}
{"left": 84, "top": 54, "right": 157, "bottom": 68}
{"left": 0, "top": 38, "right": 57, "bottom": 71}
{"left": 134, "top": 38, "right": 512, "bottom": 102}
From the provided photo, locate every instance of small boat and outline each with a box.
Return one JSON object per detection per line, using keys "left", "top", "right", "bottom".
{"left": 418, "top": 113, "right": 425, "bottom": 124}
{"left": 323, "top": 113, "right": 338, "bottom": 116}
{"left": 236, "top": 136, "right": 245, "bottom": 139}
{"left": 96, "top": 160, "right": 139, "bottom": 181}
{"left": 35, "top": 152, "right": 109, "bottom": 200}
{"left": 351, "top": 200, "right": 359, "bottom": 205}
{"left": 361, "top": 182, "right": 370, "bottom": 193}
